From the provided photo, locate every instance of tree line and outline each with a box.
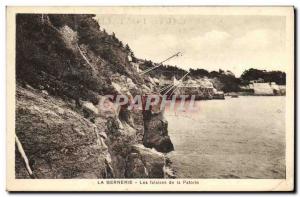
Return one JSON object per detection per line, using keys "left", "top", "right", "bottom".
{"left": 140, "top": 60, "right": 286, "bottom": 92}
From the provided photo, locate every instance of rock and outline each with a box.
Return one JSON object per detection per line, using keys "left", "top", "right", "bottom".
{"left": 15, "top": 86, "right": 109, "bottom": 178}
{"left": 142, "top": 84, "right": 151, "bottom": 93}
{"left": 41, "top": 90, "right": 48, "bottom": 96}
{"left": 125, "top": 153, "right": 149, "bottom": 178}
{"left": 56, "top": 107, "right": 65, "bottom": 115}
{"left": 59, "top": 25, "right": 78, "bottom": 51}
{"left": 112, "top": 81, "right": 133, "bottom": 99}
{"left": 164, "top": 166, "right": 176, "bottom": 178}
{"left": 130, "top": 62, "right": 140, "bottom": 72}
{"left": 147, "top": 77, "right": 156, "bottom": 85}
{"left": 125, "top": 145, "right": 165, "bottom": 178}
{"left": 128, "top": 54, "right": 132, "bottom": 62}
{"left": 99, "top": 137, "right": 108, "bottom": 150}
{"left": 100, "top": 108, "right": 139, "bottom": 178}
{"left": 82, "top": 101, "right": 99, "bottom": 116}
{"left": 131, "top": 109, "right": 144, "bottom": 143}
{"left": 213, "top": 89, "right": 225, "bottom": 99}
{"left": 111, "top": 82, "right": 122, "bottom": 94}
{"left": 153, "top": 78, "right": 160, "bottom": 84}
{"left": 143, "top": 110, "right": 174, "bottom": 153}
{"left": 118, "top": 107, "right": 135, "bottom": 127}
{"left": 99, "top": 131, "right": 108, "bottom": 139}
{"left": 111, "top": 76, "right": 135, "bottom": 97}
{"left": 126, "top": 78, "right": 137, "bottom": 90}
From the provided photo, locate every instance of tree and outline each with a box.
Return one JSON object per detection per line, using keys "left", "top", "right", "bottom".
{"left": 240, "top": 68, "right": 265, "bottom": 82}
{"left": 241, "top": 68, "right": 286, "bottom": 85}
{"left": 189, "top": 68, "right": 210, "bottom": 78}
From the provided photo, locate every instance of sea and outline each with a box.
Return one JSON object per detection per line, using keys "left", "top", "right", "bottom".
{"left": 165, "top": 96, "right": 286, "bottom": 178}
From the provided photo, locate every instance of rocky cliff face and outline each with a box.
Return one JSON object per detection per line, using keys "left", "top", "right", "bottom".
{"left": 15, "top": 14, "right": 173, "bottom": 179}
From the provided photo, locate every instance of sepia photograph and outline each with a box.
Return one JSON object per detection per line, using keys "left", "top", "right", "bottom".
{"left": 6, "top": 6, "right": 294, "bottom": 191}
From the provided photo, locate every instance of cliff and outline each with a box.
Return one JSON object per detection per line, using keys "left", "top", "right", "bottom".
{"left": 241, "top": 82, "right": 286, "bottom": 96}
{"left": 15, "top": 14, "right": 173, "bottom": 179}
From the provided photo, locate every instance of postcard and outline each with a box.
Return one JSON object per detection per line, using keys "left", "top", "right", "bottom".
{"left": 6, "top": 6, "right": 294, "bottom": 191}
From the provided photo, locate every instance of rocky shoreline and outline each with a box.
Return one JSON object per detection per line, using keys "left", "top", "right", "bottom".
{"left": 15, "top": 14, "right": 174, "bottom": 179}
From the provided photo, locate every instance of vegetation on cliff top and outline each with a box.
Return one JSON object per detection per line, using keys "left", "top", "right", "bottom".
{"left": 16, "top": 14, "right": 144, "bottom": 104}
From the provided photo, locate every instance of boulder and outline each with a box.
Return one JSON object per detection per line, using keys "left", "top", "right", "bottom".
{"left": 126, "top": 77, "right": 138, "bottom": 90}
{"left": 153, "top": 78, "right": 160, "bottom": 84}
{"left": 125, "top": 144, "right": 165, "bottom": 178}
{"left": 82, "top": 101, "right": 99, "bottom": 116}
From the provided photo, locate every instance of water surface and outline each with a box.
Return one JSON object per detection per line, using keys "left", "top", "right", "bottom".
{"left": 165, "top": 96, "right": 286, "bottom": 178}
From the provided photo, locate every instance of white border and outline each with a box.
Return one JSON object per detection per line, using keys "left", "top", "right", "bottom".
{"left": 1, "top": 2, "right": 297, "bottom": 194}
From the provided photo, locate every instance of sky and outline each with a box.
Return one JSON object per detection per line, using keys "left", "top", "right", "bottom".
{"left": 95, "top": 14, "right": 286, "bottom": 76}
